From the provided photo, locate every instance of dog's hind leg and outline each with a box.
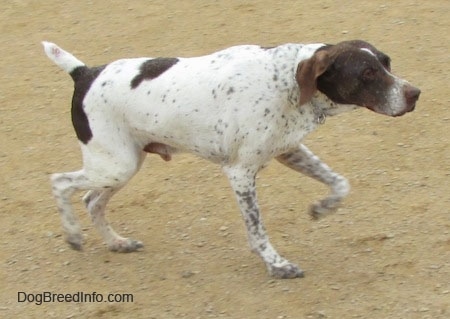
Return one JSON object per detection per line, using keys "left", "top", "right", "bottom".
{"left": 51, "top": 143, "right": 145, "bottom": 251}
{"left": 82, "top": 185, "right": 144, "bottom": 252}
{"left": 51, "top": 170, "right": 87, "bottom": 250}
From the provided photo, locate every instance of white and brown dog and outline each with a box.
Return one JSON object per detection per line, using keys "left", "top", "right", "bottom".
{"left": 43, "top": 40, "right": 420, "bottom": 278}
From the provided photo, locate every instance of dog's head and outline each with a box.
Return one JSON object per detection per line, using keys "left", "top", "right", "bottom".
{"left": 296, "top": 40, "right": 420, "bottom": 117}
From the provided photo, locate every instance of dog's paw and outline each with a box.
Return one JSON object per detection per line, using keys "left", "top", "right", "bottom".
{"left": 109, "top": 238, "right": 144, "bottom": 253}
{"left": 268, "top": 262, "right": 304, "bottom": 279}
{"left": 309, "top": 198, "right": 340, "bottom": 220}
{"left": 66, "top": 233, "right": 83, "bottom": 251}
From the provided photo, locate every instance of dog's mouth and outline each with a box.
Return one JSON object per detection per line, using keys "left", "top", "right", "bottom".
{"left": 366, "top": 91, "right": 419, "bottom": 117}
{"left": 394, "top": 85, "right": 421, "bottom": 116}
{"left": 391, "top": 94, "right": 419, "bottom": 117}
{"left": 383, "top": 103, "right": 417, "bottom": 117}
{"left": 364, "top": 103, "right": 415, "bottom": 117}
{"left": 391, "top": 107, "right": 413, "bottom": 117}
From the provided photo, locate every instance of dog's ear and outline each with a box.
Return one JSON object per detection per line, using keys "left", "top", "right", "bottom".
{"left": 296, "top": 50, "right": 332, "bottom": 106}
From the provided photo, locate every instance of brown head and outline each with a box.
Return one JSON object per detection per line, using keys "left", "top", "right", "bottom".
{"left": 296, "top": 40, "right": 420, "bottom": 117}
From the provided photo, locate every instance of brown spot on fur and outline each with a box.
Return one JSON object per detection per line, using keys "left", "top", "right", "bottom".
{"left": 70, "top": 65, "right": 107, "bottom": 144}
{"left": 296, "top": 40, "right": 398, "bottom": 110}
{"left": 316, "top": 42, "right": 394, "bottom": 108}
{"left": 130, "top": 58, "right": 179, "bottom": 89}
{"left": 296, "top": 50, "right": 331, "bottom": 106}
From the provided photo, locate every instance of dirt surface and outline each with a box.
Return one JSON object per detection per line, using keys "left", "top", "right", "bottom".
{"left": 1, "top": 1, "right": 449, "bottom": 318}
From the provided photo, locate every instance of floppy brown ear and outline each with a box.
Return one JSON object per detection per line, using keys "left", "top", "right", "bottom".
{"left": 296, "top": 50, "right": 332, "bottom": 106}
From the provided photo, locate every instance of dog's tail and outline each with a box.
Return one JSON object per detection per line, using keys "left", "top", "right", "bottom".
{"left": 42, "top": 41, "right": 85, "bottom": 74}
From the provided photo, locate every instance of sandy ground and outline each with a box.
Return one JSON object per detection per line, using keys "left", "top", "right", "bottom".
{"left": 1, "top": 0, "right": 449, "bottom": 318}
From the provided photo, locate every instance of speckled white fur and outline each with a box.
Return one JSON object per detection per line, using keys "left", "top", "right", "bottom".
{"left": 43, "top": 41, "right": 415, "bottom": 278}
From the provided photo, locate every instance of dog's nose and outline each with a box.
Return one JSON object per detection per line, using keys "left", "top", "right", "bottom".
{"left": 404, "top": 85, "right": 420, "bottom": 112}
{"left": 405, "top": 86, "right": 421, "bottom": 104}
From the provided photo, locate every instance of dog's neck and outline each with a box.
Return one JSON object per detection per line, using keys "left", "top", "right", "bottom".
{"left": 311, "top": 93, "right": 359, "bottom": 123}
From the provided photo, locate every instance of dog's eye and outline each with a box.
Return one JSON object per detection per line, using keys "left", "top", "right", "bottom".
{"left": 362, "top": 68, "right": 377, "bottom": 81}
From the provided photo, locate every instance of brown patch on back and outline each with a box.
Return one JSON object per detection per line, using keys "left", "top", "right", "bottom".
{"left": 130, "top": 58, "right": 179, "bottom": 89}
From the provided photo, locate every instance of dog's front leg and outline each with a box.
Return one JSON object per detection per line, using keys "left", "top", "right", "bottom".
{"left": 277, "top": 144, "right": 350, "bottom": 219}
{"left": 223, "top": 165, "right": 304, "bottom": 279}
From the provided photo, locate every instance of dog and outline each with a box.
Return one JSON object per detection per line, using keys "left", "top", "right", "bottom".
{"left": 42, "top": 40, "right": 420, "bottom": 278}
